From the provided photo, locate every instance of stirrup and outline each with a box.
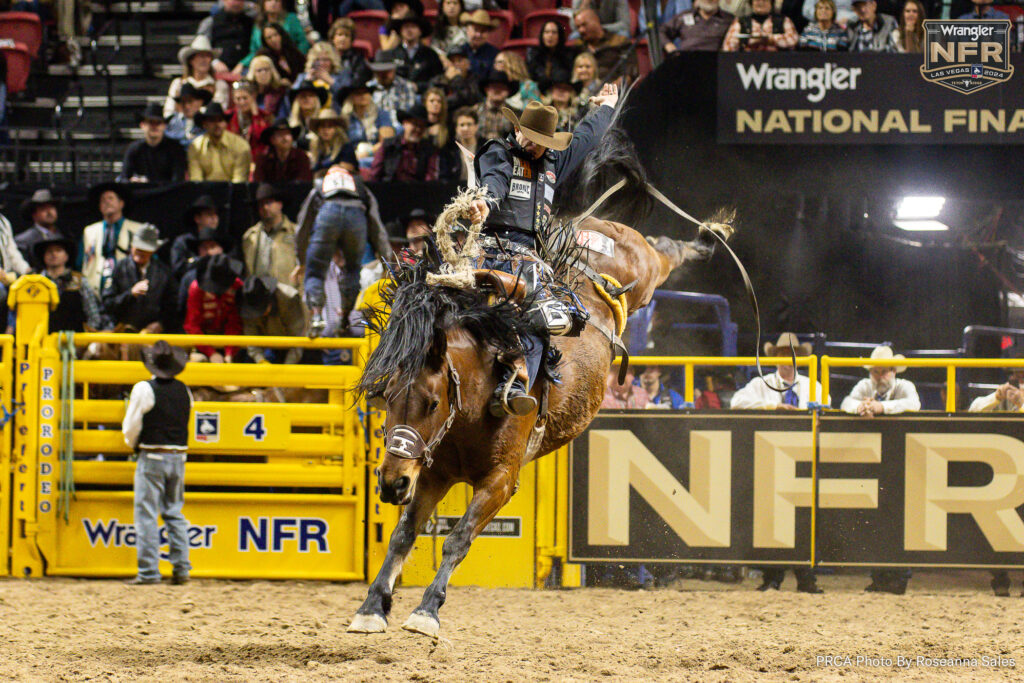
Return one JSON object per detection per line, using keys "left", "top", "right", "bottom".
{"left": 489, "top": 374, "right": 536, "bottom": 417}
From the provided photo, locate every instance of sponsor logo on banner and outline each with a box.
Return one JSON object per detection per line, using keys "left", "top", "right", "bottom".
{"left": 734, "top": 61, "right": 862, "bottom": 103}
{"left": 194, "top": 411, "right": 220, "bottom": 443}
{"left": 238, "top": 517, "right": 330, "bottom": 552}
{"left": 423, "top": 516, "right": 522, "bottom": 538}
{"left": 82, "top": 518, "right": 217, "bottom": 558}
{"left": 920, "top": 20, "right": 1014, "bottom": 94}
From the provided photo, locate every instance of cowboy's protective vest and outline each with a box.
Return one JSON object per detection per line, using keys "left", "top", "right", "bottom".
{"left": 140, "top": 378, "right": 191, "bottom": 448}
{"left": 475, "top": 136, "right": 557, "bottom": 240}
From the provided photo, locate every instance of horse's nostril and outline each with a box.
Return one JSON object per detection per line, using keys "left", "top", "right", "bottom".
{"left": 394, "top": 476, "right": 410, "bottom": 492}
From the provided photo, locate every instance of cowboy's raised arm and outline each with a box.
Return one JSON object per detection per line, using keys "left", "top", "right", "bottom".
{"left": 553, "top": 86, "right": 619, "bottom": 183}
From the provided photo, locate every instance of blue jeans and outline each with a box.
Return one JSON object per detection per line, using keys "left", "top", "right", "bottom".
{"left": 133, "top": 451, "right": 190, "bottom": 580}
{"left": 481, "top": 255, "right": 544, "bottom": 389}
{"left": 304, "top": 202, "right": 367, "bottom": 313}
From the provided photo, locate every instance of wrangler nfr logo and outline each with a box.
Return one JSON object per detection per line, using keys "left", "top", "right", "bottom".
{"left": 921, "top": 20, "right": 1015, "bottom": 94}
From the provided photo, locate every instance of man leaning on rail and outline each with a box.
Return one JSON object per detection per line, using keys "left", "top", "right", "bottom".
{"left": 122, "top": 341, "right": 194, "bottom": 585}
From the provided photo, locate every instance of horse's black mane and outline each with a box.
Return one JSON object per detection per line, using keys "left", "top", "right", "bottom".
{"left": 357, "top": 256, "right": 538, "bottom": 400}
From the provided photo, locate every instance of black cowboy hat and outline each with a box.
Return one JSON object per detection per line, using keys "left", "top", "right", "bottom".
{"left": 196, "top": 253, "right": 243, "bottom": 295}
{"left": 184, "top": 194, "right": 219, "bottom": 227}
{"left": 175, "top": 82, "right": 214, "bottom": 105}
{"left": 404, "top": 207, "right": 434, "bottom": 227}
{"left": 88, "top": 181, "right": 133, "bottom": 210}
{"left": 20, "top": 188, "right": 60, "bottom": 224}
{"left": 446, "top": 43, "right": 471, "bottom": 59}
{"left": 480, "top": 69, "right": 519, "bottom": 94}
{"left": 336, "top": 77, "right": 372, "bottom": 104}
{"left": 397, "top": 104, "right": 430, "bottom": 126}
{"left": 367, "top": 52, "right": 399, "bottom": 72}
{"left": 290, "top": 80, "right": 329, "bottom": 106}
{"left": 258, "top": 117, "right": 302, "bottom": 146}
{"left": 194, "top": 102, "right": 229, "bottom": 127}
{"left": 387, "top": 14, "right": 432, "bottom": 37}
{"left": 193, "top": 226, "right": 232, "bottom": 251}
{"left": 384, "top": 0, "right": 424, "bottom": 18}
{"left": 538, "top": 68, "right": 583, "bottom": 95}
{"left": 32, "top": 235, "right": 75, "bottom": 265}
{"left": 142, "top": 340, "right": 189, "bottom": 379}
{"left": 253, "top": 182, "right": 286, "bottom": 204}
{"left": 137, "top": 102, "right": 169, "bottom": 124}
{"left": 239, "top": 274, "right": 278, "bottom": 320}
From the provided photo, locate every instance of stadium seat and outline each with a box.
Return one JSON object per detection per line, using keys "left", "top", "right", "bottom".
{"left": 349, "top": 10, "right": 387, "bottom": 53}
{"left": 523, "top": 10, "right": 570, "bottom": 42}
{"left": 352, "top": 39, "right": 374, "bottom": 59}
{"left": 510, "top": 0, "right": 557, "bottom": 26}
{"left": 501, "top": 37, "right": 535, "bottom": 60}
{"left": 995, "top": 5, "right": 1023, "bottom": 21}
{"left": 629, "top": 5, "right": 638, "bottom": 36}
{"left": 0, "top": 12, "right": 42, "bottom": 59}
{"left": 636, "top": 38, "right": 651, "bottom": 77}
{"left": 422, "top": 0, "right": 438, "bottom": 10}
{"left": 424, "top": 8, "right": 438, "bottom": 22}
{"left": 1, "top": 40, "right": 30, "bottom": 94}
{"left": 488, "top": 10, "right": 516, "bottom": 47}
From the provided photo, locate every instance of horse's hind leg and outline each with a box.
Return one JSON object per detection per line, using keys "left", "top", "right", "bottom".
{"left": 348, "top": 479, "right": 447, "bottom": 634}
{"left": 403, "top": 469, "right": 517, "bottom": 639}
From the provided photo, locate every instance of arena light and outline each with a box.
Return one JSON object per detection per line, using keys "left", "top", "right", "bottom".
{"left": 893, "top": 219, "right": 950, "bottom": 232}
{"left": 896, "top": 196, "right": 946, "bottom": 220}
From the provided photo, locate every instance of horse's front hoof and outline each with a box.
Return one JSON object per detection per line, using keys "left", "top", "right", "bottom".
{"left": 347, "top": 612, "right": 388, "bottom": 633}
{"left": 402, "top": 610, "right": 440, "bottom": 639}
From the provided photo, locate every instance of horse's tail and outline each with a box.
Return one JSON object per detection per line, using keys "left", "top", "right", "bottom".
{"left": 552, "top": 83, "right": 653, "bottom": 227}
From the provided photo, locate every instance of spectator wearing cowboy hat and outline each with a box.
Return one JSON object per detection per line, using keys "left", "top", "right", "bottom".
{"left": 367, "top": 52, "right": 419, "bottom": 121}
{"left": 80, "top": 182, "right": 147, "bottom": 294}
{"left": 16, "top": 189, "right": 64, "bottom": 271}
{"left": 732, "top": 332, "right": 829, "bottom": 409}
{"left": 183, "top": 253, "right": 244, "bottom": 363}
{"left": 122, "top": 340, "right": 194, "bottom": 585}
{"left": 378, "top": 13, "right": 443, "bottom": 93}
{"left": 402, "top": 207, "right": 433, "bottom": 256}
{"left": 196, "top": 0, "right": 256, "bottom": 73}
{"left": 461, "top": 9, "right": 500, "bottom": 80}
{"left": 376, "top": 0, "right": 425, "bottom": 53}
{"left": 338, "top": 77, "right": 398, "bottom": 167}
{"left": 102, "top": 224, "right": 179, "bottom": 334}
{"left": 171, "top": 196, "right": 225, "bottom": 279}
{"left": 240, "top": 274, "right": 306, "bottom": 364}
{"left": 253, "top": 118, "right": 313, "bottom": 182}
{"left": 165, "top": 35, "right": 230, "bottom": 119}
{"left": 176, "top": 226, "right": 233, "bottom": 317}
{"left": 120, "top": 103, "right": 188, "bottom": 185}
{"left": 840, "top": 345, "right": 921, "bottom": 416}
{"left": 433, "top": 43, "right": 483, "bottom": 111}
{"left": 539, "top": 69, "right": 585, "bottom": 132}
{"left": 242, "top": 183, "right": 301, "bottom": 286}
{"left": 475, "top": 70, "right": 518, "bottom": 141}
{"left": 368, "top": 104, "right": 439, "bottom": 181}
{"left": 166, "top": 83, "right": 213, "bottom": 148}
{"left": 308, "top": 109, "right": 354, "bottom": 177}
{"left": 287, "top": 80, "right": 330, "bottom": 151}
{"left": 34, "top": 235, "right": 105, "bottom": 333}
{"left": 187, "top": 102, "right": 253, "bottom": 182}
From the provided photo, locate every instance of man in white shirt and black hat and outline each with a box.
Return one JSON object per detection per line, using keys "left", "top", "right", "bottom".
{"left": 122, "top": 340, "right": 194, "bottom": 585}
{"left": 731, "top": 332, "right": 829, "bottom": 410}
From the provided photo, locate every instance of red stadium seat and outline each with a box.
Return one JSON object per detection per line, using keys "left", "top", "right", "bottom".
{"left": 629, "top": 5, "right": 638, "bottom": 36}
{"left": 501, "top": 37, "right": 535, "bottom": 60}
{"left": 349, "top": 10, "right": 387, "bottom": 53}
{"left": 636, "top": 38, "right": 651, "bottom": 77}
{"left": 1, "top": 40, "right": 31, "bottom": 94}
{"left": 509, "top": 0, "right": 556, "bottom": 26}
{"left": 352, "top": 39, "right": 374, "bottom": 60}
{"left": 995, "top": 5, "right": 1024, "bottom": 21}
{"left": 422, "top": 0, "right": 438, "bottom": 10}
{"left": 424, "top": 8, "right": 438, "bottom": 22}
{"left": 523, "top": 9, "right": 570, "bottom": 43}
{"left": 0, "top": 12, "right": 42, "bottom": 58}
{"left": 488, "top": 10, "right": 515, "bottom": 47}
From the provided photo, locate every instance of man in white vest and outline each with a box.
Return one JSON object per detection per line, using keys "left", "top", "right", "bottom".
{"left": 80, "top": 182, "right": 146, "bottom": 293}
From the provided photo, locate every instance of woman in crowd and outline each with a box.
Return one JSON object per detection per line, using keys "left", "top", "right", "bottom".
{"left": 292, "top": 42, "right": 344, "bottom": 107}
{"left": 328, "top": 18, "right": 371, "bottom": 89}
{"left": 339, "top": 80, "right": 396, "bottom": 167}
{"left": 494, "top": 50, "right": 541, "bottom": 110}
{"left": 308, "top": 108, "right": 352, "bottom": 177}
{"left": 165, "top": 36, "right": 230, "bottom": 117}
{"left": 432, "top": 0, "right": 468, "bottom": 54}
{"left": 241, "top": 23, "right": 307, "bottom": 85}
{"left": 571, "top": 51, "right": 600, "bottom": 101}
{"left": 527, "top": 20, "right": 575, "bottom": 84}
{"left": 797, "top": 0, "right": 849, "bottom": 51}
{"left": 423, "top": 86, "right": 449, "bottom": 150}
{"left": 288, "top": 81, "right": 329, "bottom": 150}
{"left": 227, "top": 81, "right": 273, "bottom": 161}
{"left": 246, "top": 55, "right": 289, "bottom": 120}
{"left": 893, "top": 0, "right": 926, "bottom": 53}
{"left": 237, "top": 0, "right": 310, "bottom": 74}
{"left": 541, "top": 70, "right": 584, "bottom": 132}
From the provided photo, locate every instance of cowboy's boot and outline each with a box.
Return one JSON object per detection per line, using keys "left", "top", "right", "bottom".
{"left": 489, "top": 357, "right": 536, "bottom": 417}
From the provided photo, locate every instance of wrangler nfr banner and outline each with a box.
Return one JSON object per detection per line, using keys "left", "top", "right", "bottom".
{"left": 717, "top": 53, "right": 1024, "bottom": 144}
{"left": 569, "top": 412, "right": 1024, "bottom": 568}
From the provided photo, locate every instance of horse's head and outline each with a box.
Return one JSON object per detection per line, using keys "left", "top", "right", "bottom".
{"left": 377, "top": 327, "right": 462, "bottom": 505}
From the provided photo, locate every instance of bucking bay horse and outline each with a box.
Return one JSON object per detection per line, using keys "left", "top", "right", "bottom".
{"left": 348, "top": 108, "right": 735, "bottom": 638}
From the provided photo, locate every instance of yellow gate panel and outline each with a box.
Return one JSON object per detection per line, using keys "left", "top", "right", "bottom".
{"left": 47, "top": 491, "right": 363, "bottom": 580}
{"left": 0, "top": 335, "right": 13, "bottom": 576}
{"left": 401, "top": 461, "right": 537, "bottom": 588}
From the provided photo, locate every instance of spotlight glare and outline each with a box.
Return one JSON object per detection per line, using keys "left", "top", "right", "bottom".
{"left": 894, "top": 219, "right": 950, "bottom": 232}
{"left": 897, "top": 196, "right": 946, "bottom": 219}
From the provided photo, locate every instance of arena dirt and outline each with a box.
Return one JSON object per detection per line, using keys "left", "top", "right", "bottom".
{"left": 0, "top": 571, "right": 1020, "bottom": 682}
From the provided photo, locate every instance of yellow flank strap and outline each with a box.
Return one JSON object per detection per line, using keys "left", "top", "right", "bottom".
{"left": 593, "top": 274, "right": 628, "bottom": 338}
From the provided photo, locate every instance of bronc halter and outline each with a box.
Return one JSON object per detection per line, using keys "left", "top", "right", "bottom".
{"left": 383, "top": 351, "right": 463, "bottom": 469}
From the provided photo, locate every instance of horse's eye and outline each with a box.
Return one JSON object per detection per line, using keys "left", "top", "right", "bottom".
{"left": 428, "top": 400, "right": 440, "bottom": 413}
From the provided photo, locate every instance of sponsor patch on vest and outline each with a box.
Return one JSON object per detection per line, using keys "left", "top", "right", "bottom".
{"left": 509, "top": 178, "right": 532, "bottom": 200}
{"left": 576, "top": 229, "right": 615, "bottom": 257}
{"left": 512, "top": 157, "right": 532, "bottom": 179}
{"left": 322, "top": 166, "right": 357, "bottom": 196}
{"left": 194, "top": 411, "right": 220, "bottom": 443}
{"left": 545, "top": 170, "right": 556, "bottom": 183}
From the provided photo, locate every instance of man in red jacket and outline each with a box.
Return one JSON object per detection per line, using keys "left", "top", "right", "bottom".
{"left": 183, "top": 254, "right": 244, "bottom": 363}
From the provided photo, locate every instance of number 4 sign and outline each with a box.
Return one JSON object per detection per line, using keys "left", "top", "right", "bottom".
{"left": 243, "top": 415, "right": 267, "bottom": 441}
